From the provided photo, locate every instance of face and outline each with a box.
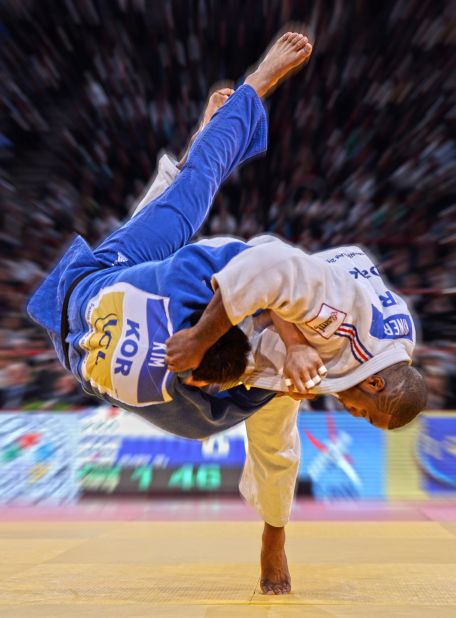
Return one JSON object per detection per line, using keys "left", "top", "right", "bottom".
{"left": 337, "top": 383, "right": 391, "bottom": 430}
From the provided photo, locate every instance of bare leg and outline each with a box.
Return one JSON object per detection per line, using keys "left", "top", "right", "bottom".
{"left": 261, "top": 523, "right": 291, "bottom": 595}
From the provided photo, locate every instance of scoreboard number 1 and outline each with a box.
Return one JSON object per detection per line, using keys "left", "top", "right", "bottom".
{"left": 130, "top": 465, "right": 153, "bottom": 491}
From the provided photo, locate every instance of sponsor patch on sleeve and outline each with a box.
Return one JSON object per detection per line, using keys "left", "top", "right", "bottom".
{"left": 305, "top": 303, "right": 347, "bottom": 339}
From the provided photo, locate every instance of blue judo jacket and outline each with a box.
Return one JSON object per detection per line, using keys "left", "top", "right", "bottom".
{"left": 27, "top": 235, "right": 275, "bottom": 439}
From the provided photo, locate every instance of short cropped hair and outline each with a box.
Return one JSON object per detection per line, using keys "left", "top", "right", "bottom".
{"left": 377, "top": 364, "right": 428, "bottom": 429}
{"left": 190, "top": 311, "right": 251, "bottom": 385}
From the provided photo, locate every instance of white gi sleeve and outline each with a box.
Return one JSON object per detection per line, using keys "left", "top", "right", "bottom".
{"left": 240, "top": 395, "right": 300, "bottom": 527}
{"left": 130, "top": 152, "right": 180, "bottom": 217}
{"left": 212, "top": 239, "right": 351, "bottom": 326}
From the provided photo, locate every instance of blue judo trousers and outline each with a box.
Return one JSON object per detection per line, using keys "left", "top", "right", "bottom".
{"left": 27, "top": 85, "right": 276, "bottom": 439}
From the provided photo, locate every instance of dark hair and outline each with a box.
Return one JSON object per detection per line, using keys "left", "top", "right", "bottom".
{"left": 376, "top": 364, "right": 428, "bottom": 429}
{"left": 190, "top": 311, "right": 251, "bottom": 384}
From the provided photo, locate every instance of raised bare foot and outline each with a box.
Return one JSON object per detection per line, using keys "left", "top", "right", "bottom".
{"left": 260, "top": 523, "right": 291, "bottom": 595}
{"left": 245, "top": 31, "right": 312, "bottom": 98}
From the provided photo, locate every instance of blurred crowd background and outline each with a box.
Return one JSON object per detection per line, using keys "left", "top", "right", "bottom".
{"left": 0, "top": 0, "right": 454, "bottom": 411}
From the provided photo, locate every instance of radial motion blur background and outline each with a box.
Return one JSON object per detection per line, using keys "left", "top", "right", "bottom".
{"left": 0, "top": 0, "right": 455, "bottom": 504}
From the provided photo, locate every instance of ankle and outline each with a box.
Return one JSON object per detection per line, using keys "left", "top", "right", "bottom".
{"left": 262, "top": 523, "right": 286, "bottom": 550}
{"left": 244, "top": 70, "right": 266, "bottom": 98}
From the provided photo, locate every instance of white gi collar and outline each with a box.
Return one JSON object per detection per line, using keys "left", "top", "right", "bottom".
{"left": 240, "top": 319, "right": 412, "bottom": 395}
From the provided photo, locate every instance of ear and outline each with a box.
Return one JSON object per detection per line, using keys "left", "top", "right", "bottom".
{"left": 360, "top": 374, "right": 386, "bottom": 394}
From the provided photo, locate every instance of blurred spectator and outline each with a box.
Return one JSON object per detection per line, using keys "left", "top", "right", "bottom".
{"left": 0, "top": 362, "right": 36, "bottom": 409}
{"left": 424, "top": 365, "right": 448, "bottom": 410}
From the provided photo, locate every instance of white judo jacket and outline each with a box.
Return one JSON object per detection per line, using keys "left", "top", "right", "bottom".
{"left": 213, "top": 237, "right": 416, "bottom": 395}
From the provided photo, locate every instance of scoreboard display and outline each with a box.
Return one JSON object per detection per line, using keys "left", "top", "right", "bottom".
{"left": 79, "top": 463, "right": 243, "bottom": 494}
{"left": 77, "top": 407, "right": 247, "bottom": 495}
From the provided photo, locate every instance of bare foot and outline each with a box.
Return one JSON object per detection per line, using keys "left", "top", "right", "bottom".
{"left": 245, "top": 31, "right": 312, "bottom": 98}
{"left": 260, "top": 523, "right": 291, "bottom": 595}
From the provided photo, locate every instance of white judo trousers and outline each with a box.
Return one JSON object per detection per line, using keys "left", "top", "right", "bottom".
{"left": 132, "top": 152, "right": 301, "bottom": 527}
{"left": 241, "top": 395, "right": 300, "bottom": 527}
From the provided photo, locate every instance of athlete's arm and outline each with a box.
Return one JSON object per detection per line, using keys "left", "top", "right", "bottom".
{"left": 165, "top": 288, "right": 231, "bottom": 372}
{"left": 167, "top": 240, "right": 323, "bottom": 373}
{"left": 165, "top": 290, "right": 327, "bottom": 392}
{"left": 211, "top": 239, "right": 338, "bottom": 324}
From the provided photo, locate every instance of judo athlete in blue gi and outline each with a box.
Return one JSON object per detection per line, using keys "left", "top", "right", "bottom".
{"left": 28, "top": 83, "right": 273, "bottom": 438}
{"left": 27, "top": 32, "right": 315, "bottom": 594}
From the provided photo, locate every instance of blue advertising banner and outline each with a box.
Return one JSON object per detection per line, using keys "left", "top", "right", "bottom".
{"left": 115, "top": 435, "right": 246, "bottom": 467}
{"left": 78, "top": 407, "right": 247, "bottom": 468}
{"left": 298, "top": 412, "right": 386, "bottom": 499}
{"left": 416, "top": 414, "right": 456, "bottom": 494}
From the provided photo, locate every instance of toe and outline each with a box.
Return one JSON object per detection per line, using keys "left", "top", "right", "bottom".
{"left": 289, "top": 32, "right": 300, "bottom": 44}
{"left": 261, "top": 580, "right": 277, "bottom": 595}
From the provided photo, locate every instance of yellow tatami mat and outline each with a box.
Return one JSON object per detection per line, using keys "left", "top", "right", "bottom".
{"left": 0, "top": 521, "right": 455, "bottom": 617}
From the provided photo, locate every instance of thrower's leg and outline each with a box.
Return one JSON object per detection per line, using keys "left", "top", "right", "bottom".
{"left": 241, "top": 395, "right": 300, "bottom": 595}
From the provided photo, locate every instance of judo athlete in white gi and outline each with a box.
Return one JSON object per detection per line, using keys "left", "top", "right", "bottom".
{"left": 142, "top": 134, "right": 428, "bottom": 598}
{"left": 169, "top": 239, "right": 427, "bottom": 428}
{"left": 146, "top": 154, "right": 419, "bottom": 419}
{"left": 27, "top": 33, "right": 315, "bottom": 594}
{"left": 136, "top": 124, "right": 429, "bottom": 597}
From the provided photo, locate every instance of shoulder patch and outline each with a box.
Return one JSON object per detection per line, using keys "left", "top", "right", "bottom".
{"left": 306, "top": 303, "right": 347, "bottom": 339}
